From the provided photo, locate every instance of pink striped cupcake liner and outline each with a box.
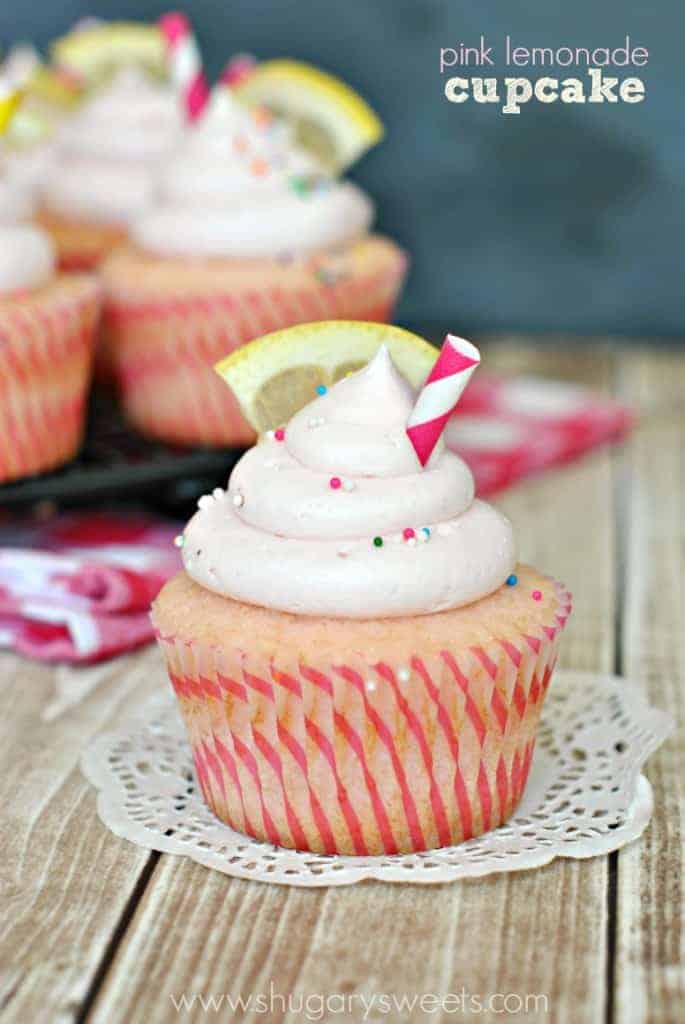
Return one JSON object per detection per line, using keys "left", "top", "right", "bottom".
{"left": 0, "top": 276, "right": 100, "bottom": 482}
{"left": 154, "top": 580, "right": 572, "bottom": 855}
{"left": 101, "top": 243, "right": 408, "bottom": 446}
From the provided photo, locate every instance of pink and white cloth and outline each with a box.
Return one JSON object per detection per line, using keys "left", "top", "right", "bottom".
{"left": 446, "top": 372, "right": 633, "bottom": 495}
{"left": 0, "top": 514, "right": 180, "bottom": 664}
{"left": 0, "top": 372, "right": 633, "bottom": 664}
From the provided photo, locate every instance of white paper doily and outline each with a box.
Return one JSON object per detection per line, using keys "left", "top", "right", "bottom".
{"left": 81, "top": 671, "right": 673, "bottom": 887}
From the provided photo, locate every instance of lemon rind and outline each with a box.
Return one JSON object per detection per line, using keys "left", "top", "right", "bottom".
{"left": 215, "top": 321, "right": 437, "bottom": 428}
{"left": 235, "top": 59, "right": 383, "bottom": 169}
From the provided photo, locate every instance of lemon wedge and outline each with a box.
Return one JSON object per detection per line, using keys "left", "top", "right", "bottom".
{"left": 215, "top": 321, "right": 437, "bottom": 433}
{"left": 52, "top": 22, "right": 166, "bottom": 83}
{"left": 234, "top": 59, "right": 383, "bottom": 172}
{"left": 0, "top": 87, "right": 22, "bottom": 135}
{"left": 27, "top": 65, "right": 83, "bottom": 109}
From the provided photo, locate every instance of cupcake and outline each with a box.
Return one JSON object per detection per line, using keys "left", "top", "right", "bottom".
{"left": 101, "top": 67, "right": 407, "bottom": 448}
{"left": 37, "top": 65, "right": 183, "bottom": 271}
{"left": 0, "top": 175, "right": 100, "bottom": 482}
{"left": 152, "top": 328, "right": 571, "bottom": 855}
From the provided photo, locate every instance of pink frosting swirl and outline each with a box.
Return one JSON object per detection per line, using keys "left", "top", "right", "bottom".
{"left": 41, "top": 67, "right": 184, "bottom": 225}
{"left": 0, "top": 169, "right": 55, "bottom": 293}
{"left": 133, "top": 88, "right": 373, "bottom": 258}
{"left": 182, "top": 348, "right": 516, "bottom": 618}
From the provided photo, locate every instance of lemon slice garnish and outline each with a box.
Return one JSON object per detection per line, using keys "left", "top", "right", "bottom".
{"left": 215, "top": 321, "right": 437, "bottom": 433}
{"left": 0, "top": 87, "right": 22, "bottom": 135}
{"left": 52, "top": 22, "right": 166, "bottom": 83}
{"left": 26, "top": 66, "right": 83, "bottom": 109}
{"left": 234, "top": 59, "right": 383, "bottom": 172}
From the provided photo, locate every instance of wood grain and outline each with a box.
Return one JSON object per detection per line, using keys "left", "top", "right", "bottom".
{"left": 614, "top": 350, "right": 684, "bottom": 1024}
{"left": 0, "top": 647, "right": 164, "bottom": 1023}
{"left": 88, "top": 343, "right": 619, "bottom": 1024}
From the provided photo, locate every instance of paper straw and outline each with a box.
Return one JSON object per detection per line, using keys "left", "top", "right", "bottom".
{"left": 406, "top": 334, "right": 480, "bottom": 466}
{"left": 158, "top": 11, "right": 209, "bottom": 121}
{"left": 220, "top": 53, "right": 257, "bottom": 88}
{"left": 201, "top": 55, "right": 259, "bottom": 123}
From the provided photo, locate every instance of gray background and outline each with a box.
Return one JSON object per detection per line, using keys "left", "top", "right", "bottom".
{"left": 2, "top": 1, "right": 679, "bottom": 338}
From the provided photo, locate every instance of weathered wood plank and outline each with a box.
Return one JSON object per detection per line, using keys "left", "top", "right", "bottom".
{"left": 90, "top": 344, "right": 617, "bottom": 1024}
{"left": 615, "top": 349, "right": 685, "bottom": 1024}
{"left": 0, "top": 647, "right": 165, "bottom": 1023}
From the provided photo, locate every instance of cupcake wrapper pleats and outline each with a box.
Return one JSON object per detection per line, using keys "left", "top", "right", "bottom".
{"left": 155, "top": 581, "right": 572, "bottom": 855}
{"left": 0, "top": 276, "right": 100, "bottom": 482}
{"left": 102, "top": 243, "right": 408, "bottom": 446}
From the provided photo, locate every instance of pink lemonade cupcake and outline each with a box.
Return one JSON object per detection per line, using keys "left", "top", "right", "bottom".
{"left": 101, "top": 66, "right": 407, "bottom": 447}
{"left": 152, "top": 330, "right": 571, "bottom": 855}
{"left": 0, "top": 177, "right": 100, "bottom": 481}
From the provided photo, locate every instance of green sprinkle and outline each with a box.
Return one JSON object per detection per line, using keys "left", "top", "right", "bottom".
{"left": 373, "top": 536, "right": 383, "bottom": 548}
{"left": 289, "top": 174, "right": 310, "bottom": 197}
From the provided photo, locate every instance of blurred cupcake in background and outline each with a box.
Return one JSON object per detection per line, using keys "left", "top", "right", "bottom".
{"left": 36, "top": 21, "right": 184, "bottom": 271}
{"left": 0, "top": 58, "right": 99, "bottom": 481}
{"left": 0, "top": 157, "right": 100, "bottom": 481}
{"left": 101, "top": 16, "right": 407, "bottom": 447}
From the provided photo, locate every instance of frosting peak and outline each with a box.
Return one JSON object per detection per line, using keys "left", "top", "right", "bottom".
{"left": 287, "top": 347, "right": 441, "bottom": 477}
{"left": 182, "top": 347, "right": 516, "bottom": 618}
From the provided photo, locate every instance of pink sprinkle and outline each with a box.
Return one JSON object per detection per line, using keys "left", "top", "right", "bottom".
{"left": 274, "top": 428, "right": 285, "bottom": 441}
{"left": 329, "top": 477, "right": 342, "bottom": 490}
{"left": 403, "top": 527, "right": 416, "bottom": 540}
{"left": 532, "top": 590, "right": 542, "bottom": 601}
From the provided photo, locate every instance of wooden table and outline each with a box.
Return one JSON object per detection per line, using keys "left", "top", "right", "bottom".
{"left": 0, "top": 340, "right": 682, "bottom": 1024}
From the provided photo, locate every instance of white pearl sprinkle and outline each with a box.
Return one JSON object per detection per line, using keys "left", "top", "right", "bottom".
{"left": 232, "top": 492, "right": 245, "bottom": 508}
{"left": 173, "top": 534, "right": 184, "bottom": 548}
{"left": 406, "top": 537, "right": 417, "bottom": 547}
{"left": 266, "top": 430, "right": 275, "bottom": 440}
{"left": 198, "top": 494, "right": 213, "bottom": 510}
{"left": 365, "top": 679, "right": 377, "bottom": 693}
{"left": 342, "top": 479, "right": 355, "bottom": 492}
{"left": 397, "top": 667, "right": 411, "bottom": 683}
{"left": 213, "top": 487, "right": 224, "bottom": 500}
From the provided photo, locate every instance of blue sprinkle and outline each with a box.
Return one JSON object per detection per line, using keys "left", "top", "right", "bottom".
{"left": 506, "top": 574, "right": 518, "bottom": 587}
{"left": 316, "top": 384, "right": 328, "bottom": 395}
{"left": 421, "top": 527, "right": 431, "bottom": 539}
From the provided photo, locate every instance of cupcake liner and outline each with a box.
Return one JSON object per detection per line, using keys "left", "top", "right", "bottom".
{"left": 154, "top": 580, "right": 572, "bottom": 855}
{"left": 0, "top": 276, "right": 100, "bottom": 482}
{"left": 36, "top": 208, "right": 128, "bottom": 272}
{"left": 101, "top": 239, "right": 408, "bottom": 446}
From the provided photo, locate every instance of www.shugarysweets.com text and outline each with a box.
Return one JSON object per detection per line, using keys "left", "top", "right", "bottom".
{"left": 440, "top": 35, "right": 648, "bottom": 114}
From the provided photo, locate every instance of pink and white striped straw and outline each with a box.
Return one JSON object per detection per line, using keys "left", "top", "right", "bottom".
{"left": 158, "top": 11, "right": 209, "bottom": 122}
{"left": 406, "top": 334, "right": 481, "bottom": 467}
{"left": 201, "top": 56, "right": 254, "bottom": 120}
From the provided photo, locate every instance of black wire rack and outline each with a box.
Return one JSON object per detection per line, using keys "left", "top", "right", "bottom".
{"left": 0, "top": 391, "right": 243, "bottom": 518}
